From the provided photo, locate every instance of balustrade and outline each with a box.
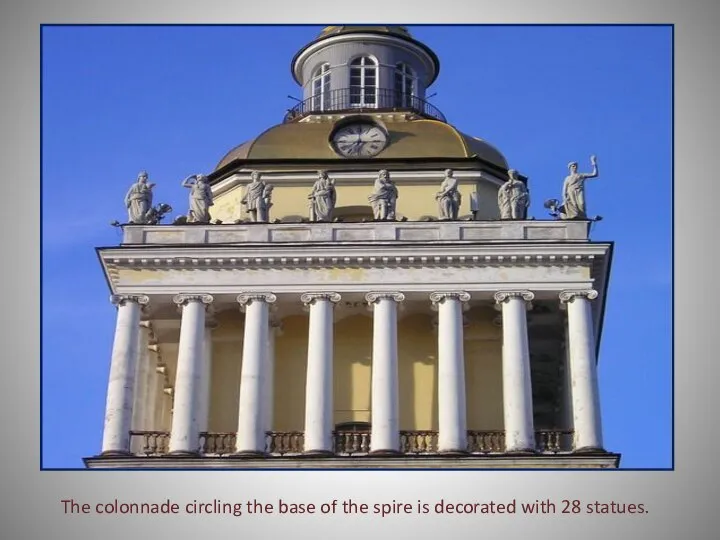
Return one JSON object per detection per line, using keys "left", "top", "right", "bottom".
{"left": 128, "top": 429, "right": 574, "bottom": 457}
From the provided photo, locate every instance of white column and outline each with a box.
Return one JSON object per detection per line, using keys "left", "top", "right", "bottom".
{"left": 302, "top": 293, "right": 341, "bottom": 454}
{"left": 130, "top": 323, "right": 151, "bottom": 453}
{"left": 494, "top": 291, "right": 536, "bottom": 453}
{"left": 235, "top": 292, "right": 276, "bottom": 455}
{"left": 144, "top": 340, "right": 160, "bottom": 430}
{"left": 560, "top": 289, "right": 604, "bottom": 452}
{"left": 196, "top": 321, "right": 216, "bottom": 437}
{"left": 101, "top": 294, "right": 149, "bottom": 455}
{"left": 366, "top": 292, "right": 405, "bottom": 454}
{"left": 266, "top": 319, "right": 282, "bottom": 434}
{"left": 431, "top": 291, "right": 470, "bottom": 453}
{"left": 168, "top": 293, "right": 213, "bottom": 455}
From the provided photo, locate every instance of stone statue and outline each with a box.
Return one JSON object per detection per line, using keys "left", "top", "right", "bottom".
{"left": 498, "top": 169, "right": 530, "bottom": 220}
{"left": 368, "top": 169, "right": 398, "bottom": 221}
{"left": 241, "top": 171, "right": 273, "bottom": 222}
{"left": 308, "top": 170, "right": 337, "bottom": 222}
{"left": 181, "top": 173, "right": 213, "bottom": 223}
{"left": 561, "top": 155, "right": 598, "bottom": 219}
{"left": 124, "top": 171, "right": 155, "bottom": 224}
{"left": 436, "top": 169, "right": 462, "bottom": 220}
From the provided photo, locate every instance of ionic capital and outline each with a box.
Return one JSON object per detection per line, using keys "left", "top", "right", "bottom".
{"left": 559, "top": 289, "right": 598, "bottom": 307}
{"left": 301, "top": 292, "right": 342, "bottom": 307}
{"left": 493, "top": 290, "right": 534, "bottom": 311}
{"left": 110, "top": 294, "right": 149, "bottom": 308}
{"left": 173, "top": 293, "right": 213, "bottom": 307}
{"left": 429, "top": 291, "right": 471, "bottom": 311}
{"left": 365, "top": 292, "right": 406, "bottom": 305}
{"left": 237, "top": 292, "right": 277, "bottom": 312}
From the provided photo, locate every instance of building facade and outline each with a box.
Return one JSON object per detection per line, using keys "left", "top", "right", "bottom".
{"left": 84, "top": 26, "right": 618, "bottom": 469}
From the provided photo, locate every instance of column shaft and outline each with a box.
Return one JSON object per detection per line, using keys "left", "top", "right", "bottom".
{"left": 561, "top": 290, "right": 603, "bottom": 452}
{"left": 303, "top": 294, "right": 339, "bottom": 454}
{"left": 236, "top": 293, "right": 276, "bottom": 454}
{"left": 367, "top": 292, "right": 404, "bottom": 453}
{"left": 130, "top": 325, "right": 151, "bottom": 453}
{"left": 433, "top": 292, "right": 470, "bottom": 453}
{"left": 169, "top": 294, "right": 212, "bottom": 454}
{"left": 495, "top": 291, "right": 535, "bottom": 453}
{"left": 101, "top": 294, "right": 148, "bottom": 455}
{"left": 196, "top": 325, "right": 214, "bottom": 436}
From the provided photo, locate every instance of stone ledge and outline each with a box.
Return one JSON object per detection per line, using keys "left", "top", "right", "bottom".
{"left": 121, "top": 220, "right": 591, "bottom": 246}
{"left": 83, "top": 453, "right": 620, "bottom": 470}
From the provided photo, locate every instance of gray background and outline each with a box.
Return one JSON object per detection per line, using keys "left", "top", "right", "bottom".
{"left": 2, "top": 0, "right": 715, "bottom": 537}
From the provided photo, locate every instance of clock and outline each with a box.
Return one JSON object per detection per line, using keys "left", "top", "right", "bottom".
{"left": 330, "top": 122, "right": 389, "bottom": 158}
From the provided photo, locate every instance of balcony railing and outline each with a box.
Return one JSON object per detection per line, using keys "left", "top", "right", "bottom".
{"left": 283, "top": 88, "right": 446, "bottom": 123}
{"left": 129, "top": 429, "right": 573, "bottom": 457}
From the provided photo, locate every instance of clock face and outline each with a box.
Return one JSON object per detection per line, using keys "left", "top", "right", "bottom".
{"left": 331, "top": 123, "right": 388, "bottom": 158}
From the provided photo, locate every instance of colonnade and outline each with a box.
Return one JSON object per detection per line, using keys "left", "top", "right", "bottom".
{"left": 99, "top": 289, "right": 604, "bottom": 457}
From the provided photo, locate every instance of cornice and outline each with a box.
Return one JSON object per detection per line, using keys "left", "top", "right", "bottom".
{"left": 100, "top": 243, "right": 609, "bottom": 273}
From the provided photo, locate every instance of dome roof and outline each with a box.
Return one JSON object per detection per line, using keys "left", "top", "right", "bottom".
{"left": 215, "top": 119, "right": 509, "bottom": 171}
{"left": 317, "top": 25, "right": 413, "bottom": 39}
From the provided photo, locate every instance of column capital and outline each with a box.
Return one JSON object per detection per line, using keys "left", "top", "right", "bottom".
{"left": 366, "top": 292, "right": 405, "bottom": 305}
{"left": 173, "top": 293, "right": 214, "bottom": 307}
{"left": 301, "top": 292, "right": 342, "bottom": 307}
{"left": 110, "top": 294, "right": 149, "bottom": 307}
{"left": 559, "top": 289, "right": 598, "bottom": 306}
{"left": 494, "top": 290, "right": 534, "bottom": 311}
{"left": 430, "top": 291, "right": 470, "bottom": 311}
{"left": 237, "top": 292, "right": 277, "bottom": 311}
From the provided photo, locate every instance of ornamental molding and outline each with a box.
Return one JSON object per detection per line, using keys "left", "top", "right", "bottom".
{"left": 429, "top": 290, "right": 471, "bottom": 310}
{"left": 365, "top": 291, "right": 406, "bottom": 304}
{"left": 559, "top": 289, "right": 599, "bottom": 304}
{"left": 172, "top": 293, "right": 213, "bottom": 305}
{"left": 102, "top": 244, "right": 607, "bottom": 273}
{"left": 493, "top": 290, "right": 534, "bottom": 311}
{"left": 110, "top": 294, "right": 149, "bottom": 307}
{"left": 236, "top": 292, "right": 278, "bottom": 309}
{"left": 300, "top": 292, "right": 342, "bottom": 307}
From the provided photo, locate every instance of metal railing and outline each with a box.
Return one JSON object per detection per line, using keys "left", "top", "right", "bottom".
{"left": 284, "top": 88, "right": 446, "bottom": 123}
{"left": 129, "top": 429, "right": 574, "bottom": 457}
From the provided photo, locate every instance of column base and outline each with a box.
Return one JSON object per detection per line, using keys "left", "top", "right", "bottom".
{"left": 437, "top": 449, "right": 469, "bottom": 456}
{"left": 573, "top": 446, "right": 606, "bottom": 454}
{"left": 369, "top": 449, "right": 402, "bottom": 457}
{"left": 505, "top": 448, "right": 537, "bottom": 456}
{"left": 167, "top": 450, "right": 200, "bottom": 457}
{"left": 231, "top": 450, "right": 268, "bottom": 458}
{"left": 302, "top": 450, "right": 335, "bottom": 457}
{"left": 99, "top": 450, "right": 133, "bottom": 458}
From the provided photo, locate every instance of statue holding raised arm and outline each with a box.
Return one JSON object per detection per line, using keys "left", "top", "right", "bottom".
{"left": 368, "top": 169, "right": 398, "bottom": 221}
{"left": 124, "top": 171, "right": 155, "bottom": 224}
{"left": 308, "top": 170, "right": 337, "bottom": 222}
{"left": 181, "top": 173, "right": 213, "bottom": 223}
{"left": 436, "top": 169, "right": 462, "bottom": 220}
{"left": 498, "top": 169, "right": 530, "bottom": 220}
{"left": 241, "top": 171, "right": 274, "bottom": 223}
{"left": 561, "top": 155, "right": 599, "bottom": 219}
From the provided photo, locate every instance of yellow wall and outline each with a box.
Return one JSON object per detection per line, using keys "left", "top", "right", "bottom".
{"left": 197, "top": 306, "right": 504, "bottom": 434}
{"left": 211, "top": 180, "right": 495, "bottom": 223}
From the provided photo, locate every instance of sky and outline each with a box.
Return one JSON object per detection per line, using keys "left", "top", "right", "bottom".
{"left": 41, "top": 25, "right": 672, "bottom": 469}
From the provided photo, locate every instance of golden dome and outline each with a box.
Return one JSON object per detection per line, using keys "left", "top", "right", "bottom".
{"left": 215, "top": 118, "right": 508, "bottom": 171}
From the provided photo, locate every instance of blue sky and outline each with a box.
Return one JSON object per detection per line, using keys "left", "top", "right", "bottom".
{"left": 41, "top": 25, "right": 672, "bottom": 469}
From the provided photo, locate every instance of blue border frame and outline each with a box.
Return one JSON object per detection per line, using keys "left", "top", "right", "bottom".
{"left": 39, "top": 23, "right": 675, "bottom": 472}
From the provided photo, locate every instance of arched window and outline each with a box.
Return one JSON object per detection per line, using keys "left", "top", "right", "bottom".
{"left": 349, "top": 56, "right": 377, "bottom": 107}
{"left": 394, "top": 63, "right": 416, "bottom": 107}
{"left": 311, "top": 63, "right": 331, "bottom": 111}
